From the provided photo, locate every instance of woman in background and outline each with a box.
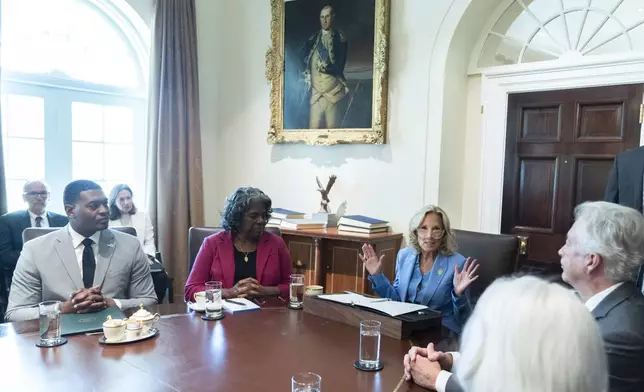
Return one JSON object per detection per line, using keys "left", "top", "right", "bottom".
{"left": 108, "top": 184, "right": 157, "bottom": 259}
{"left": 184, "top": 187, "right": 292, "bottom": 301}
{"left": 361, "top": 205, "right": 479, "bottom": 334}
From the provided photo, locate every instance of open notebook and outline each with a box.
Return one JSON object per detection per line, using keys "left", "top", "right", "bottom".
{"left": 222, "top": 298, "right": 260, "bottom": 313}
{"left": 317, "top": 292, "right": 428, "bottom": 317}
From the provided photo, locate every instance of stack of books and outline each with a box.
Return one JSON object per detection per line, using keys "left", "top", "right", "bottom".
{"left": 337, "top": 215, "right": 389, "bottom": 234}
{"left": 268, "top": 208, "right": 305, "bottom": 228}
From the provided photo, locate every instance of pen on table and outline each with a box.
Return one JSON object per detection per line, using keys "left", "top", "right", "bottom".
{"left": 369, "top": 298, "right": 390, "bottom": 303}
{"left": 225, "top": 299, "right": 247, "bottom": 307}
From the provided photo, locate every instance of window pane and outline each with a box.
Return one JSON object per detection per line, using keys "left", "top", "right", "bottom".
{"left": 6, "top": 94, "right": 44, "bottom": 138}
{"left": 104, "top": 143, "right": 133, "bottom": 182}
{"left": 6, "top": 178, "right": 27, "bottom": 212}
{"left": 5, "top": 137, "right": 44, "bottom": 179}
{"left": 2, "top": 0, "right": 141, "bottom": 88}
{"left": 72, "top": 102, "right": 103, "bottom": 142}
{"left": 72, "top": 142, "right": 104, "bottom": 180}
{"left": 103, "top": 106, "right": 134, "bottom": 143}
{"left": 1, "top": 94, "right": 7, "bottom": 137}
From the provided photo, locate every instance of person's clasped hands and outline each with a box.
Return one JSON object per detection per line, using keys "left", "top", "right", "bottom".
{"left": 404, "top": 342, "right": 454, "bottom": 390}
{"left": 227, "top": 277, "right": 268, "bottom": 299}
{"left": 62, "top": 286, "right": 115, "bottom": 314}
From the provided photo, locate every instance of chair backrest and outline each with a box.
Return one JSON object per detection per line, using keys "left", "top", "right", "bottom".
{"left": 112, "top": 226, "right": 137, "bottom": 237}
{"left": 22, "top": 227, "right": 58, "bottom": 243}
{"left": 453, "top": 229, "right": 523, "bottom": 302}
{"left": 188, "top": 227, "right": 223, "bottom": 276}
{"left": 265, "top": 226, "right": 281, "bottom": 236}
{"left": 23, "top": 226, "right": 138, "bottom": 244}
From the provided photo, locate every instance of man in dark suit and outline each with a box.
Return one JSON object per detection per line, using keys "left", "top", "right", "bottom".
{"left": 405, "top": 201, "right": 644, "bottom": 392}
{"left": 0, "top": 180, "right": 68, "bottom": 279}
{"left": 605, "top": 146, "right": 644, "bottom": 212}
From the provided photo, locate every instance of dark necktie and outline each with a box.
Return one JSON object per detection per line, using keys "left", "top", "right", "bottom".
{"left": 82, "top": 238, "right": 96, "bottom": 288}
{"left": 35, "top": 216, "right": 42, "bottom": 227}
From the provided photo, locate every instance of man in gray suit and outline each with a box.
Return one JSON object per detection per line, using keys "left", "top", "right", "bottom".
{"left": 5, "top": 180, "right": 157, "bottom": 322}
{"left": 404, "top": 201, "right": 644, "bottom": 392}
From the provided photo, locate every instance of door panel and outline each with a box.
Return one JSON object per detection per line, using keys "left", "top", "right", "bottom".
{"left": 503, "top": 84, "right": 642, "bottom": 268}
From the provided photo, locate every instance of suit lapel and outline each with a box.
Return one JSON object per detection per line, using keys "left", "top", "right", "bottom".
{"left": 20, "top": 210, "right": 31, "bottom": 230}
{"left": 53, "top": 227, "right": 84, "bottom": 290}
{"left": 592, "top": 282, "right": 637, "bottom": 320}
{"left": 419, "top": 254, "right": 448, "bottom": 306}
{"left": 256, "top": 233, "right": 271, "bottom": 282}
{"left": 94, "top": 230, "right": 116, "bottom": 288}
{"left": 219, "top": 232, "right": 235, "bottom": 288}
{"left": 397, "top": 252, "right": 416, "bottom": 303}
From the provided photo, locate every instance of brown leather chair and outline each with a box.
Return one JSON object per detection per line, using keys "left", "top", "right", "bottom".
{"left": 453, "top": 229, "right": 525, "bottom": 302}
{"left": 188, "top": 227, "right": 223, "bottom": 276}
{"left": 187, "top": 226, "right": 282, "bottom": 275}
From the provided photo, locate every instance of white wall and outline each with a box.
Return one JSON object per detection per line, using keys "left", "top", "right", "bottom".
{"left": 195, "top": 0, "right": 462, "bottom": 232}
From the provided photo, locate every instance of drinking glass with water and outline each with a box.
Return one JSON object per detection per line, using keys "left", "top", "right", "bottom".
{"left": 289, "top": 274, "right": 304, "bottom": 308}
{"left": 359, "top": 320, "right": 381, "bottom": 369}
{"left": 38, "top": 300, "right": 63, "bottom": 347}
{"left": 291, "top": 372, "right": 321, "bottom": 392}
{"left": 205, "top": 281, "right": 223, "bottom": 318}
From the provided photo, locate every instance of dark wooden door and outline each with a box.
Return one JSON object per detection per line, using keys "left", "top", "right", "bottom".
{"left": 502, "top": 84, "right": 643, "bottom": 271}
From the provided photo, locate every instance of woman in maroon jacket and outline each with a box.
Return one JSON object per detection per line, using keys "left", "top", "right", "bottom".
{"left": 184, "top": 187, "right": 292, "bottom": 301}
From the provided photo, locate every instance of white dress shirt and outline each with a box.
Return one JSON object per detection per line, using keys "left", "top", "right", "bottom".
{"left": 435, "top": 283, "right": 624, "bottom": 392}
{"left": 67, "top": 226, "right": 122, "bottom": 309}
{"left": 29, "top": 210, "right": 49, "bottom": 228}
{"left": 436, "top": 352, "right": 460, "bottom": 392}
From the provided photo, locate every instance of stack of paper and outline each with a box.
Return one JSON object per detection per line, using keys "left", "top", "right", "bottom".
{"left": 317, "top": 293, "right": 427, "bottom": 317}
{"left": 222, "top": 298, "right": 260, "bottom": 313}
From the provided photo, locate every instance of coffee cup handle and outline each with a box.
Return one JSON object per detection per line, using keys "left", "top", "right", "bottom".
{"left": 193, "top": 293, "right": 197, "bottom": 302}
{"left": 152, "top": 314, "right": 160, "bottom": 323}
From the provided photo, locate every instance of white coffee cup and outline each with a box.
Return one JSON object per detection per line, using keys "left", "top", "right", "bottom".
{"left": 194, "top": 291, "right": 206, "bottom": 307}
{"left": 102, "top": 319, "right": 126, "bottom": 342}
{"left": 305, "top": 285, "right": 324, "bottom": 296}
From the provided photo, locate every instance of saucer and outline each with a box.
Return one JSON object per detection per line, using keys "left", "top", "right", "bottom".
{"left": 99, "top": 328, "right": 159, "bottom": 345}
{"left": 187, "top": 302, "right": 206, "bottom": 312}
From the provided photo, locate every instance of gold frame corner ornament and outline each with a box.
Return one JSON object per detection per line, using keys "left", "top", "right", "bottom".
{"left": 266, "top": 0, "right": 391, "bottom": 146}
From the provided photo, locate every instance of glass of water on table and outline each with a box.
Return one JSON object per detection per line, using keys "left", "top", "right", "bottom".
{"left": 37, "top": 300, "right": 66, "bottom": 347}
{"left": 292, "top": 372, "right": 321, "bottom": 392}
{"left": 357, "top": 320, "right": 382, "bottom": 370}
{"left": 204, "top": 281, "right": 223, "bottom": 319}
{"left": 289, "top": 274, "right": 304, "bottom": 309}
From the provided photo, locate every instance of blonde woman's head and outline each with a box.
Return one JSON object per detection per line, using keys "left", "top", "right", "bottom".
{"left": 408, "top": 205, "right": 457, "bottom": 256}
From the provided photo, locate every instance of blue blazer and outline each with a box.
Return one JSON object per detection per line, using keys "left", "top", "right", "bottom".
{"left": 368, "top": 247, "right": 471, "bottom": 334}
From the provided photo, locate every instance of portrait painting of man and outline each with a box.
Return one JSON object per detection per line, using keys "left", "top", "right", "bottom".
{"left": 283, "top": 0, "right": 376, "bottom": 130}
{"left": 267, "top": 0, "right": 389, "bottom": 145}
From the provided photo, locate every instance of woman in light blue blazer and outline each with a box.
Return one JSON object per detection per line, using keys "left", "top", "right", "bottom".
{"left": 361, "top": 205, "right": 479, "bottom": 334}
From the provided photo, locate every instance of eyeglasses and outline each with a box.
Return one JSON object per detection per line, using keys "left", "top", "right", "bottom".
{"left": 416, "top": 228, "right": 445, "bottom": 240}
{"left": 24, "top": 191, "right": 50, "bottom": 198}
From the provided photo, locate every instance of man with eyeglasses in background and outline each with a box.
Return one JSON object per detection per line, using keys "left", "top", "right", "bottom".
{"left": 0, "top": 180, "right": 68, "bottom": 292}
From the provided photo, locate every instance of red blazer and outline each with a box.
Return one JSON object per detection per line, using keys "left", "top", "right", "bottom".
{"left": 184, "top": 230, "right": 293, "bottom": 301}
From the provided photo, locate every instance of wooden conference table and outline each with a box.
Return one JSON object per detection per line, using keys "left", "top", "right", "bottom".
{"left": 0, "top": 301, "right": 429, "bottom": 392}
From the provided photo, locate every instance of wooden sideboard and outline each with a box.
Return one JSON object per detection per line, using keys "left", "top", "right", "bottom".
{"left": 281, "top": 228, "right": 403, "bottom": 295}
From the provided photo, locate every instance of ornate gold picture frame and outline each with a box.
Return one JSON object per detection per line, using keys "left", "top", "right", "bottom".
{"left": 266, "top": 0, "right": 390, "bottom": 145}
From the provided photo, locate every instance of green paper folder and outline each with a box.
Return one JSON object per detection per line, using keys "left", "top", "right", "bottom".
{"left": 61, "top": 306, "right": 125, "bottom": 336}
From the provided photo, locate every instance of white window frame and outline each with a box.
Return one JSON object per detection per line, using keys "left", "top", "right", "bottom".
{"left": 1, "top": 0, "right": 150, "bottom": 213}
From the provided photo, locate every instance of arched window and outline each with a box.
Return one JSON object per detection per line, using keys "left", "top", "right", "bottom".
{"left": 1, "top": 0, "right": 150, "bottom": 212}
{"left": 477, "top": 0, "right": 644, "bottom": 68}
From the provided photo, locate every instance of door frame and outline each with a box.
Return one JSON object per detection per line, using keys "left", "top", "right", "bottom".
{"left": 477, "top": 54, "right": 644, "bottom": 234}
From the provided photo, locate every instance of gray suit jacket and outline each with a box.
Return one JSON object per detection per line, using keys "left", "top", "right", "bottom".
{"left": 5, "top": 226, "right": 157, "bottom": 322}
{"left": 593, "top": 282, "right": 644, "bottom": 392}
